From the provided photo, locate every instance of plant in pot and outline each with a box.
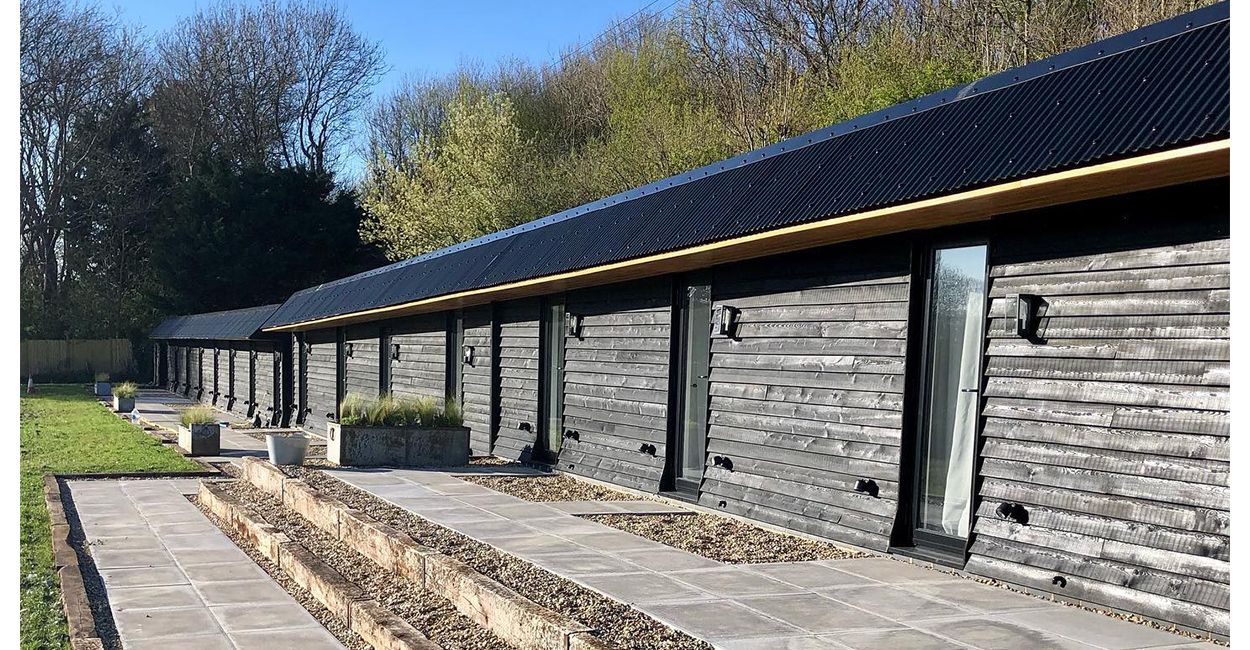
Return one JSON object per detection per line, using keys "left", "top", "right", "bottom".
{"left": 112, "top": 382, "right": 137, "bottom": 413}
{"left": 328, "top": 392, "right": 468, "bottom": 467}
{"left": 94, "top": 372, "right": 111, "bottom": 397}
{"left": 266, "top": 430, "right": 311, "bottom": 466}
{"left": 177, "top": 406, "right": 221, "bottom": 456}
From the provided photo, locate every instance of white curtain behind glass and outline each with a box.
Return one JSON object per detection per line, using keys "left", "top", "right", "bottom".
{"left": 941, "top": 290, "right": 983, "bottom": 537}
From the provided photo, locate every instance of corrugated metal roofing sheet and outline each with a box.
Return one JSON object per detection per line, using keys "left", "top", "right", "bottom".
{"left": 150, "top": 304, "right": 282, "bottom": 341}
{"left": 264, "top": 2, "right": 1229, "bottom": 329}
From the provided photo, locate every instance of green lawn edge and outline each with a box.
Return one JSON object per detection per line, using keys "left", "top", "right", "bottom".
{"left": 20, "top": 385, "right": 200, "bottom": 650}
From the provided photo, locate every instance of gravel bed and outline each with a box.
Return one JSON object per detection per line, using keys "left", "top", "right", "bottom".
{"left": 288, "top": 467, "right": 710, "bottom": 650}
{"left": 460, "top": 474, "right": 644, "bottom": 502}
{"left": 468, "top": 456, "right": 523, "bottom": 466}
{"left": 211, "top": 481, "right": 514, "bottom": 650}
{"left": 583, "top": 513, "right": 867, "bottom": 564}
{"left": 238, "top": 430, "right": 327, "bottom": 447}
{"left": 190, "top": 494, "right": 369, "bottom": 650}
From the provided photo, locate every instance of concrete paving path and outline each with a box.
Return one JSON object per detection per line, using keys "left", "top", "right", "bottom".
{"left": 68, "top": 478, "right": 344, "bottom": 650}
{"left": 327, "top": 467, "right": 1212, "bottom": 650}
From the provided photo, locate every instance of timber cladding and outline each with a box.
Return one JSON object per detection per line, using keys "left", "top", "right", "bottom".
{"left": 253, "top": 343, "right": 281, "bottom": 426}
{"left": 969, "top": 181, "right": 1229, "bottom": 636}
{"left": 492, "top": 299, "right": 542, "bottom": 461}
{"left": 461, "top": 306, "right": 494, "bottom": 456}
{"left": 700, "top": 242, "right": 911, "bottom": 552}
{"left": 388, "top": 313, "right": 447, "bottom": 404}
{"left": 301, "top": 329, "right": 338, "bottom": 434}
{"left": 559, "top": 279, "right": 672, "bottom": 492}
{"left": 344, "top": 324, "right": 381, "bottom": 397}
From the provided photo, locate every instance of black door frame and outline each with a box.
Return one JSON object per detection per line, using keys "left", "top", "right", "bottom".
{"left": 893, "top": 228, "right": 991, "bottom": 565}
{"left": 665, "top": 273, "right": 712, "bottom": 497}
{"left": 536, "top": 295, "right": 566, "bottom": 463}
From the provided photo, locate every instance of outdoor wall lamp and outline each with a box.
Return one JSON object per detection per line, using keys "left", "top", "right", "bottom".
{"left": 854, "top": 479, "right": 879, "bottom": 498}
{"left": 712, "top": 304, "right": 740, "bottom": 337}
{"left": 344, "top": 342, "right": 354, "bottom": 358}
{"left": 463, "top": 345, "right": 474, "bottom": 364}
{"left": 712, "top": 455, "right": 734, "bottom": 471}
{"left": 391, "top": 343, "right": 401, "bottom": 361}
{"left": 566, "top": 312, "right": 583, "bottom": 338}
{"left": 995, "top": 502, "right": 1029, "bottom": 525}
{"left": 1005, "top": 293, "right": 1043, "bottom": 339}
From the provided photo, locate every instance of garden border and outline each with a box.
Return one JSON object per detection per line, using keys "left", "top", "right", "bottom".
{"left": 236, "top": 457, "right": 612, "bottom": 650}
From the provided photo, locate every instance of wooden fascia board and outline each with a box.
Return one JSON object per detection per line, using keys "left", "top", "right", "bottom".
{"left": 265, "top": 139, "right": 1230, "bottom": 332}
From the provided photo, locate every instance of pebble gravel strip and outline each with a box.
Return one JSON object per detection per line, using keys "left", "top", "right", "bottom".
{"left": 582, "top": 513, "right": 868, "bottom": 564}
{"left": 213, "top": 479, "right": 515, "bottom": 650}
{"left": 461, "top": 473, "right": 866, "bottom": 564}
{"left": 288, "top": 467, "right": 711, "bottom": 650}
{"left": 460, "top": 474, "right": 645, "bottom": 502}
{"left": 190, "top": 494, "right": 369, "bottom": 650}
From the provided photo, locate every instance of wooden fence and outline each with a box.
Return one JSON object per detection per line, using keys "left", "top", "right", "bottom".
{"left": 20, "top": 339, "right": 135, "bottom": 380}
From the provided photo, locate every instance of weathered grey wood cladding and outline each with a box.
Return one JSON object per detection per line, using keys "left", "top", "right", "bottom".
{"left": 968, "top": 183, "right": 1230, "bottom": 636}
{"left": 492, "top": 299, "right": 541, "bottom": 461}
{"left": 462, "top": 306, "right": 494, "bottom": 456}
{"left": 699, "top": 242, "right": 911, "bottom": 552}
{"left": 559, "top": 279, "right": 672, "bottom": 492}
{"left": 252, "top": 344, "right": 281, "bottom": 426}
{"left": 302, "top": 329, "right": 337, "bottom": 434}
{"left": 344, "top": 324, "right": 381, "bottom": 397}
{"left": 389, "top": 313, "right": 447, "bottom": 403}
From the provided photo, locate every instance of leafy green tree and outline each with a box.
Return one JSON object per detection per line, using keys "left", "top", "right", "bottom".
{"left": 152, "top": 161, "right": 384, "bottom": 313}
{"left": 359, "top": 89, "right": 545, "bottom": 258}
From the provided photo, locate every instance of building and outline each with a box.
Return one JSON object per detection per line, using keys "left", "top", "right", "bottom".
{"left": 154, "top": 3, "right": 1230, "bottom": 637}
{"left": 150, "top": 304, "right": 291, "bottom": 426}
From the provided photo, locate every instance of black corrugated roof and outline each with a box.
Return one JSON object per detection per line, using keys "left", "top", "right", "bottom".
{"left": 264, "top": 2, "right": 1229, "bottom": 329}
{"left": 150, "top": 305, "right": 282, "bottom": 341}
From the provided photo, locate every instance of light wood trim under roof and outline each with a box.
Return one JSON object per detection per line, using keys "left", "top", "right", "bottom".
{"left": 266, "top": 139, "right": 1230, "bottom": 332}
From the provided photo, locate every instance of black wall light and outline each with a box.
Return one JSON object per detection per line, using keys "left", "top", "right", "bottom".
{"left": 712, "top": 304, "right": 740, "bottom": 338}
{"left": 1005, "top": 293, "right": 1043, "bottom": 339}
{"left": 563, "top": 429, "right": 580, "bottom": 441}
{"left": 344, "top": 342, "right": 354, "bottom": 358}
{"left": 854, "top": 479, "right": 879, "bottom": 498}
{"left": 566, "top": 312, "right": 583, "bottom": 338}
{"left": 462, "top": 345, "right": 474, "bottom": 364}
{"left": 995, "top": 502, "right": 1029, "bottom": 525}
{"left": 391, "top": 343, "right": 401, "bottom": 360}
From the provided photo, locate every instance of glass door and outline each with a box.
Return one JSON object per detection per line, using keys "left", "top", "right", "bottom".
{"left": 914, "top": 244, "right": 987, "bottom": 553}
{"left": 538, "top": 297, "right": 565, "bottom": 462}
{"left": 671, "top": 280, "right": 711, "bottom": 495}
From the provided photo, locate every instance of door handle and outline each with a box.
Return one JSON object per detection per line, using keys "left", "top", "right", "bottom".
{"left": 960, "top": 388, "right": 979, "bottom": 393}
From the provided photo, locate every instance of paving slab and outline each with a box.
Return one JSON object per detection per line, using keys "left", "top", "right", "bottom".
{"left": 68, "top": 479, "right": 344, "bottom": 648}
{"left": 911, "top": 616, "right": 1102, "bottom": 649}
{"left": 735, "top": 593, "right": 902, "bottom": 634}
{"left": 324, "top": 466, "right": 1213, "bottom": 650}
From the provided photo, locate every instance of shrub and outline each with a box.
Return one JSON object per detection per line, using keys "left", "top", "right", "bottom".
{"left": 180, "top": 406, "right": 216, "bottom": 427}
{"left": 337, "top": 392, "right": 462, "bottom": 427}
{"left": 113, "top": 382, "right": 138, "bottom": 398}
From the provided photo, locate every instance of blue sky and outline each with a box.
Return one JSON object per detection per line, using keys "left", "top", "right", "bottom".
{"left": 115, "top": 0, "right": 669, "bottom": 177}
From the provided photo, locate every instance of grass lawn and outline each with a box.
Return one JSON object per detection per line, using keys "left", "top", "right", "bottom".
{"left": 20, "top": 384, "right": 200, "bottom": 650}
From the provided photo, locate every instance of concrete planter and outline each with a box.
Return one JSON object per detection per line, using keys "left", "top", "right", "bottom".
{"left": 327, "top": 423, "right": 469, "bottom": 467}
{"left": 267, "top": 432, "right": 311, "bottom": 466}
{"left": 177, "top": 423, "right": 221, "bottom": 456}
{"left": 112, "top": 396, "right": 135, "bottom": 413}
{"left": 94, "top": 382, "right": 111, "bottom": 397}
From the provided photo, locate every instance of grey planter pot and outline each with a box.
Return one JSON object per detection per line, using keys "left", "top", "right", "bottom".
{"left": 112, "top": 396, "right": 135, "bottom": 413}
{"left": 327, "top": 422, "right": 469, "bottom": 467}
{"left": 177, "top": 423, "right": 221, "bottom": 456}
{"left": 267, "top": 433, "right": 311, "bottom": 466}
{"left": 94, "top": 382, "right": 111, "bottom": 397}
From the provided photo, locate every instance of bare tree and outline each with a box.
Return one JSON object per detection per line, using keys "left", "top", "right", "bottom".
{"left": 152, "top": 0, "right": 385, "bottom": 177}
{"left": 20, "top": 0, "right": 147, "bottom": 335}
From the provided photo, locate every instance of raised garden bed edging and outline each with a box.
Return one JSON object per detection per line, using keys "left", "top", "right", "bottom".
{"left": 236, "top": 456, "right": 599, "bottom": 650}
{"left": 197, "top": 481, "right": 439, "bottom": 650}
{"left": 327, "top": 423, "right": 469, "bottom": 467}
{"left": 41, "top": 475, "right": 105, "bottom": 650}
